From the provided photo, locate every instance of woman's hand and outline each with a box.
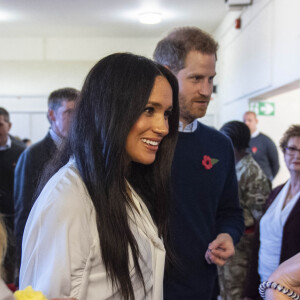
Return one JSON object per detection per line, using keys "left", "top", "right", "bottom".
{"left": 265, "top": 253, "right": 300, "bottom": 299}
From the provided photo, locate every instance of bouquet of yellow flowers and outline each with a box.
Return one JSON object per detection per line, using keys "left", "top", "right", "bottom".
{"left": 14, "top": 286, "right": 47, "bottom": 300}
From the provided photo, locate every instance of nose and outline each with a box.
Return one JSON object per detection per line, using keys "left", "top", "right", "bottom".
{"left": 197, "top": 80, "right": 212, "bottom": 97}
{"left": 153, "top": 115, "right": 169, "bottom": 136}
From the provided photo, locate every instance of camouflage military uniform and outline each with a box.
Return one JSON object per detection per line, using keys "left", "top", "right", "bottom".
{"left": 218, "top": 154, "right": 271, "bottom": 300}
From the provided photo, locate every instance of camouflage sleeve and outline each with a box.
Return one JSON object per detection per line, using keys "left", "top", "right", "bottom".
{"left": 238, "top": 161, "right": 271, "bottom": 228}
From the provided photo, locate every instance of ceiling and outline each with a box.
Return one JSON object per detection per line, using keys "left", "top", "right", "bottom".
{"left": 0, "top": 0, "right": 228, "bottom": 38}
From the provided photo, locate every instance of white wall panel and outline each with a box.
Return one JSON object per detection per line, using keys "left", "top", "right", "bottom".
{"left": 0, "top": 38, "right": 44, "bottom": 60}
{"left": 0, "top": 61, "right": 94, "bottom": 95}
{"left": 45, "top": 37, "right": 159, "bottom": 60}
{"left": 218, "top": 2, "right": 272, "bottom": 104}
{"left": 273, "top": 0, "right": 300, "bottom": 87}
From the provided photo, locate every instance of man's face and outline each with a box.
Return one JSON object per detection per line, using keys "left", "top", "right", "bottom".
{"left": 243, "top": 113, "right": 258, "bottom": 134}
{"left": 0, "top": 115, "right": 11, "bottom": 146}
{"left": 175, "top": 50, "right": 216, "bottom": 128}
{"left": 49, "top": 100, "right": 75, "bottom": 138}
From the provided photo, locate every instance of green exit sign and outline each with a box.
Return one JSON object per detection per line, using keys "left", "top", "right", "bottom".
{"left": 249, "top": 102, "right": 275, "bottom": 116}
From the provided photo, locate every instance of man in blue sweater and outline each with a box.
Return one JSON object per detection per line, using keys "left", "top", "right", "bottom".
{"left": 154, "top": 27, "right": 244, "bottom": 299}
{"left": 243, "top": 111, "right": 279, "bottom": 181}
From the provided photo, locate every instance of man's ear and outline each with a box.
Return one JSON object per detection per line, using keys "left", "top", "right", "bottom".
{"left": 48, "top": 108, "right": 55, "bottom": 123}
{"left": 8, "top": 122, "right": 12, "bottom": 131}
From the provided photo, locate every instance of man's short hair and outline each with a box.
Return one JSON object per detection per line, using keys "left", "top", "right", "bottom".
{"left": 0, "top": 107, "right": 10, "bottom": 123}
{"left": 48, "top": 87, "right": 80, "bottom": 111}
{"left": 243, "top": 111, "right": 257, "bottom": 118}
{"left": 153, "top": 26, "right": 219, "bottom": 73}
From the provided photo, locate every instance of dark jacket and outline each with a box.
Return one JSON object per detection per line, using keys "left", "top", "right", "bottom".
{"left": 14, "top": 132, "right": 57, "bottom": 269}
{"left": 0, "top": 137, "right": 25, "bottom": 283}
{"left": 244, "top": 183, "right": 300, "bottom": 299}
{"left": 0, "top": 138, "right": 25, "bottom": 223}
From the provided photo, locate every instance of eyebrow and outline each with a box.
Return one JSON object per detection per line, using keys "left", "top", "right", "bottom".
{"left": 147, "top": 101, "right": 173, "bottom": 110}
{"left": 188, "top": 72, "right": 217, "bottom": 77}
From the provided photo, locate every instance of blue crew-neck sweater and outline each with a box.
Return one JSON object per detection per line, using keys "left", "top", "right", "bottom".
{"left": 164, "top": 122, "right": 244, "bottom": 300}
{"left": 249, "top": 132, "right": 279, "bottom": 181}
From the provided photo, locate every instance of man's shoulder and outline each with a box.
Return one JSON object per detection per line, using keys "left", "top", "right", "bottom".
{"left": 10, "top": 139, "right": 26, "bottom": 155}
{"left": 256, "top": 132, "right": 272, "bottom": 142}
{"left": 18, "top": 133, "right": 55, "bottom": 165}
{"left": 26, "top": 134, "right": 54, "bottom": 154}
{"left": 197, "top": 121, "right": 231, "bottom": 145}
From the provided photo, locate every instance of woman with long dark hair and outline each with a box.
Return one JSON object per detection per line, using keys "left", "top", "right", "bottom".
{"left": 19, "top": 53, "right": 179, "bottom": 300}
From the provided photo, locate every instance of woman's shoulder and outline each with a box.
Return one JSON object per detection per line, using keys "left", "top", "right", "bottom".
{"left": 34, "top": 160, "right": 92, "bottom": 214}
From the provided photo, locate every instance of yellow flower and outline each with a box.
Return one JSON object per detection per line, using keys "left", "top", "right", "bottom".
{"left": 14, "top": 286, "right": 47, "bottom": 300}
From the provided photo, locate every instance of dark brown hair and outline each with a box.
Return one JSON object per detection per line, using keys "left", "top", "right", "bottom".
{"left": 38, "top": 53, "right": 179, "bottom": 300}
{"left": 153, "top": 26, "right": 219, "bottom": 73}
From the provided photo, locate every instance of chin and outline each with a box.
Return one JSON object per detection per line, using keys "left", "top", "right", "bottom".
{"left": 134, "top": 156, "right": 156, "bottom": 165}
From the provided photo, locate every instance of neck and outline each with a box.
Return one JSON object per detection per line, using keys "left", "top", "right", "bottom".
{"left": 290, "top": 172, "right": 300, "bottom": 196}
{"left": 0, "top": 136, "right": 8, "bottom": 147}
{"left": 234, "top": 149, "right": 247, "bottom": 163}
{"left": 180, "top": 117, "right": 194, "bottom": 130}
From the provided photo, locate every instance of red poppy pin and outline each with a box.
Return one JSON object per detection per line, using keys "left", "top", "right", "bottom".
{"left": 202, "top": 155, "right": 219, "bottom": 170}
{"left": 252, "top": 146, "right": 257, "bottom": 154}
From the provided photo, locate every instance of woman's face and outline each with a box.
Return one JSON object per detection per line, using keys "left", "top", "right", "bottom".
{"left": 284, "top": 136, "right": 300, "bottom": 173}
{"left": 125, "top": 76, "right": 173, "bottom": 165}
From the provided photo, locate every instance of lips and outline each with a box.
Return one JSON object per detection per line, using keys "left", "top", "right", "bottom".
{"left": 193, "top": 100, "right": 209, "bottom": 106}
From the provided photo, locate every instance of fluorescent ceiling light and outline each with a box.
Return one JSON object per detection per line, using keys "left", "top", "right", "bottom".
{"left": 138, "top": 12, "right": 162, "bottom": 24}
{"left": 0, "top": 11, "right": 14, "bottom": 21}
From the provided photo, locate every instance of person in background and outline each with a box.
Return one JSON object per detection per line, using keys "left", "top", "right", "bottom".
{"left": 0, "top": 107, "right": 25, "bottom": 284}
{"left": 14, "top": 87, "right": 79, "bottom": 279}
{"left": 243, "top": 111, "right": 279, "bottom": 182}
{"left": 219, "top": 121, "right": 271, "bottom": 300}
{"left": 19, "top": 53, "right": 179, "bottom": 299}
{"left": 153, "top": 26, "right": 244, "bottom": 299}
{"left": 244, "top": 124, "right": 300, "bottom": 300}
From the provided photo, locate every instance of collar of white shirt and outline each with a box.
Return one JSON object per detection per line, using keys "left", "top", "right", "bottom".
{"left": 251, "top": 129, "right": 260, "bottom": 138}
{"left": 178, "top": 119, "right": 198, "bottom": 133}
{"left": 49, "top": 128, "right": 63, "bottom": 148}
{"left": 0, "top": 135, "right": 12, "bottom": 151}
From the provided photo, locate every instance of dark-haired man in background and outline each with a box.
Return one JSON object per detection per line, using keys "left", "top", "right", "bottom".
{"left": 14, "top": 87, "right": 79, "bottom": 280}
{"left": 154, "top": 27, "right": 244, "bottom": 299}
{"left": 0, "top": 107, "right": 25, "bottom": 283}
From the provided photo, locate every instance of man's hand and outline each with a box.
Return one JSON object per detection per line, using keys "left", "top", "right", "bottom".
{"left": 205, "top": 233, "right": 235, "bottom": 266}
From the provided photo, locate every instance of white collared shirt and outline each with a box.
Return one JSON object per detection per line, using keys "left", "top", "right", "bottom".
{"left": 251, "top": 129, "right": 260, "bottom": 138}
{"left": 0, "top": 135, "right": 11, "bottom": 151}
{"left": 20, "top": 159, "right": 165, "bottom": 300}
{"left": 178, "top": 119, "right": 198, "bottom": 133}
{"left": 258, "top": 180, "right": 300, "bottom": 281}
{"left": 49, "top": 128, "right": 63, "bottom": 148}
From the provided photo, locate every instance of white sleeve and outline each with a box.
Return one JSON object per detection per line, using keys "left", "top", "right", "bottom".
{"left": 19, "top": 172, "right": 93, "bottom": 299}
